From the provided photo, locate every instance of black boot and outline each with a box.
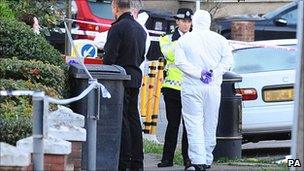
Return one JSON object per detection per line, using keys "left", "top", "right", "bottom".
{"left": 157, "top": 160, "right": 173, "bottom": 167}
{"left": 183, "top": 159, "right": 191, "bottom": 170}
{"left": 185, "top": 164, "right": 208, "bottom": 171}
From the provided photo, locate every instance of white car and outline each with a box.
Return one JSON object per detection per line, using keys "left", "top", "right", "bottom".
{"left": 230, "top": 39, "right": 297, "bottom": 141}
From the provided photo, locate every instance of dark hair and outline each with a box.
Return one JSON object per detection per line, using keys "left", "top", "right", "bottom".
{"left": 112, "top": 0, "right": 131, "bottom": 9}
{"left": 19, "top": 13, "right": 36, "bottom": 27}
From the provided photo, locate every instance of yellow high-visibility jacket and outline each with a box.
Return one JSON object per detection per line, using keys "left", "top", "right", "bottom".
{"left": 159, "top": 34, "right": 183, "bottom": 91}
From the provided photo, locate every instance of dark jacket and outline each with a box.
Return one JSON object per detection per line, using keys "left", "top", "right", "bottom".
{"left": 103, "top": 12, "right": 147, "bottom": 88}
{"left": 171, "top": 27, "right": 181, "bottom": 41}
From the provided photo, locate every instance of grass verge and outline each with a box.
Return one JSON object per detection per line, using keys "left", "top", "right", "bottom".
{"left": 143, "top": 139, "right": 184, "bottom": 165}
{"left": 144, "top": 139, "right": 289, "bottom": 169}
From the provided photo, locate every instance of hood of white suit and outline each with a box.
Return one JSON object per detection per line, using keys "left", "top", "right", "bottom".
{"left": 192, "top": 10, "right": 211, "bottom": 31}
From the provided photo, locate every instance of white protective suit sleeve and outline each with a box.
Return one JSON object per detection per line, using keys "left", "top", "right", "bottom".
{"left": 93, "top": 31, "right": 108, "bottom": 50}
{"left": 175, "top": 39, "right": 201, "bottom": 79}
{"left": 175, "top": 10, "right": 233, "bottom": 83}
{"left": 212, "top": 40, "right": 233, "bottom": 79}
{"left": 137, "top": 12, "right": 151, "bottom": 74}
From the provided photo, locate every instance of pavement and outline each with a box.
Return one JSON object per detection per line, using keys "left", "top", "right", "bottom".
{"left": 144, "top": 95, "right": 290, "bottom": 171}
{"left": 142, "top": 95, "right": 288, "bottom": 170}
{"left": 242, "top": 140, "right": 290, "bottom": 150}
{"left": 144, "top": 95, "right": 183, "bottom": 144}
{"left": 144, "top": 153, "right": 285, "bottom": 171}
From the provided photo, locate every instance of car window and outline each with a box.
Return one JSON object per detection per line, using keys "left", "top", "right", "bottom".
{"left": 280, "top": 8, "right": 298, "bottom": 25}
{"left": 232, "top": 46, "right": 296, "bottom": 74}
{"left": 88, "top": 0, "right": 114, "bottom": 20}
{"left": 263, "top": 2, "right": 297, "bottom": 19}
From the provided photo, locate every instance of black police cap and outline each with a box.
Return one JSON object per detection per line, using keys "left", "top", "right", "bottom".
{"left": 174, "top": 8, "right": 193, "bottom": 20}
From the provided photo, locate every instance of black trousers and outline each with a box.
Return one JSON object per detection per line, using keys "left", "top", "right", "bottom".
{"left": 119, "top": 88, "right": 144, "bottom": 171}
{"left": 161, "top": 88, "right": 189, "bottom": 165}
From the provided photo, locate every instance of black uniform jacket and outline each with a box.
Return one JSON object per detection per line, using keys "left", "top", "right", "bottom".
{"left": 103, "top": 12, "right": 147, "bottom": 88}
{"left": 171, "top": 27, "right": 181, "bottom": 41}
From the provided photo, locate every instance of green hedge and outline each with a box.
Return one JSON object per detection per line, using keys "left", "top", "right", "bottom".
{"left": 0, "top": 19, "right": 65, "bottom": 68}
{"left": 0, "top": 78, "right": 60, "bottom": 145}
{"left": 0, "top": 58, "right": 66, "bottom": 95}
{"left": 0, "top": 0, "right": 15, "bottom": 20}
{"left": 0, "top": 79, "right": 60, "bottom": 113}
{"left": 0, "top": 115, "right": 32, "bottom": 145}
{"left": 0, "top": 79, "right": 60, "bottom": 98}
{"left": 0, "top": 96, "right": 32, "bottom": 119}
{"left": 0, "top": 95, "right": 32, "bottom": 146}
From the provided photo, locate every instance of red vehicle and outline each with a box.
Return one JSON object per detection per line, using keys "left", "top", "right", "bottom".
{"left": 47, "top": 0, "right": 114, "bottom": 52}
{"left": 74, "top": 0, "right": 113, "bottom": 39}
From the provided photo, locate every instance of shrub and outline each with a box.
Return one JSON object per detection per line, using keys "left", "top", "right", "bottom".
{"left": 0, "top": 58, "right": 67, "bottom": 95}
{"left": 0, "top": 96, "right": 33, "bottom": 145}
{"left": 6, "top": 0, "right": 64, "bottom": 28}
{"left": 0, "top": 79, "right": 60, "bottom": 98}
{"left": 0, "top": 19, "right": 66, "bottom": 68}
{"left": 0, "top": 78, "right": 60, "bottom": 145}
{"left": 0, "top": 79, "right": 60, "bottom": 114}
{"left": 0, "top": 115, "right": 32, "bottom": 145}
{"left": 0, "top": 0, "right": 15, "bottom": 20}
{"left": 0, "top": 96, "right": 32, "bottom": 119}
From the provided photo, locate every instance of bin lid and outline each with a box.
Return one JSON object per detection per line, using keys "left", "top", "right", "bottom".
{"left": 223, "top": 71, "right": 242, "bottom": 83}
{"left": 69, "top": 64, "right": 131, "bottom": 80}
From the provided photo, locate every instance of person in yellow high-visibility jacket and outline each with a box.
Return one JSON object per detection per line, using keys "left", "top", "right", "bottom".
{"left": 157, "top": 8, "right": 193, "bottom": 168}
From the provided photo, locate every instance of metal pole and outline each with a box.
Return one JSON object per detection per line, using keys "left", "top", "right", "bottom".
{"left": 44, "top": 97, "right": 50, "bottom": 138}
{"left": 87, "top": 79, "right": 98, "bottom": 171}
{"left": 32, "top": 91, "right": 45, "bottom": 171}
{"left": 196, "top": 0, "right": 201, "bottom": 11}
{"left": 65, "top": 0, "right": 72, "bottom": 55}
{"left": 291, "top": 0, "right": 304, "bottom": 170}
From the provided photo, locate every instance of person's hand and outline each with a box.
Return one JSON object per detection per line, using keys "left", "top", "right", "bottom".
{"left": 200, "top": 70, "right": 213, "bottom": 84}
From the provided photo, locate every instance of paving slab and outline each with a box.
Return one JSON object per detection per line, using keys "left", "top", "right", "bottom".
{"left": 144, "top": 154, "right": 285, "bottom": 171}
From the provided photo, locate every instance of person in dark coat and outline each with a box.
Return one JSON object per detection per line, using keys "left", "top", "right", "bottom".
{"left": 103, "top": 0, "right": 147, "bottom": 170}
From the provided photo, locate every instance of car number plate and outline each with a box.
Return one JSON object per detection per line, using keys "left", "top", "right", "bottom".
{"left": 263, "top": 88, "right": 294, "bottom": 102}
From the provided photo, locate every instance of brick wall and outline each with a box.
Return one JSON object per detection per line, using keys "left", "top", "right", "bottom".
{"left": 0, "top": 167, "right": 27, "bottom": 171}
{"left": 231, "top": 21, "right": 255, "bottom": 42}
{"left": 26, "top": 154, "right": 67, "bottom": 171}
{"left": 67, "top": 142, "right": 83, "bottom": 171}
{"left": 44, "top": 155, "right": 67, "bottom": 171}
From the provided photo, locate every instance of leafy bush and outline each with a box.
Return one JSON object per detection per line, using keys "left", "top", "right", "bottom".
{"left": 0, "top": 79, "right": 60, "bottom": 98}
{"left": 0, "top": 115, "right": 32, "bottom": 145}
{"left": 0, "top": 0, "right": 15, "bottom": 20}
{"left": 0, "top": 58, "right": 67, "bottom": 95}
{"left": 0, "top": 91, "right": 32, "bottom": 145}
{"left": 0, "top": 96, "right": 32, "bottom": 119}
{"left": 0, "top": 78, "right": 60, "bottom": 145}
{"left": 6, "top": 0, "right": 64, "bottom": 28}
{"left": 0, "top": 19, "right": 66, "bottom": 68}
{"left": 0, "top": 2, "right": 68, "bottom": 145}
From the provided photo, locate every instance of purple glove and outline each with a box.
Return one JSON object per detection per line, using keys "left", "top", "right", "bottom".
{"left": 200, "top": 70, "right": 213, "bottom": 84}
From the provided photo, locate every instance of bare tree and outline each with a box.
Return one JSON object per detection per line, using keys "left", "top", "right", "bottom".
{"left": 202, "top": 0, "right": 223, "bottom": 31}
{"left": 204, "top": 0, "right": 222, "bottom": 19}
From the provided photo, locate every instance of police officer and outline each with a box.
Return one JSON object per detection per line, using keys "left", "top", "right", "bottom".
{"left": 103, "top": 0, "right": 147, "bottom": 170}
{"left": 157, "top": 8, "right": 193, "bottom": 168}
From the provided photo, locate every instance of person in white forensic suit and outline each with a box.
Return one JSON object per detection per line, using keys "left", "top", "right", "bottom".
{"left": 174, "top": 10, "right": 233, "bottom": 171}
